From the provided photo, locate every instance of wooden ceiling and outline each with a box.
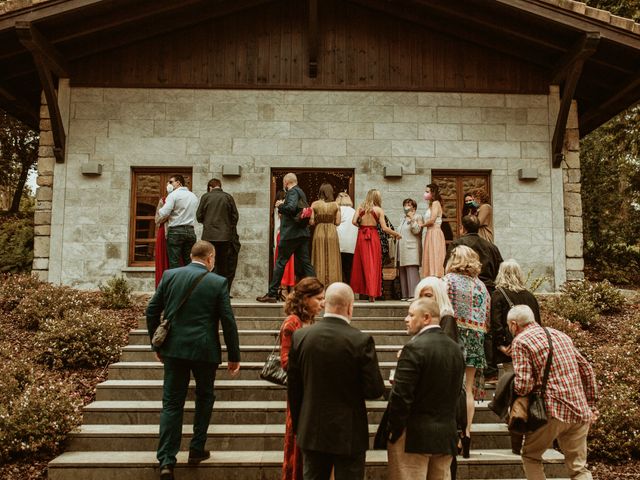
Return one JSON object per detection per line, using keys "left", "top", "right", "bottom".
{"left": 0, "top": 0, "right": 639, "bottom": 137}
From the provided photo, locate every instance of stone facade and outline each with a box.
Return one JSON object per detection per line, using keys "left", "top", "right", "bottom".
{"left": 36, "top": 87, "right": 578, "bottom": 295}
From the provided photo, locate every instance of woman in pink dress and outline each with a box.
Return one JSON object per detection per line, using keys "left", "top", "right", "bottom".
{"left": 350, "top": 189, "right": 401, "bottom": 302}
{"left": 421, "top": 183, "right": 446, "bottom": 278}
{"left": 279, "top": 277, "right": 325, "bottom": 480}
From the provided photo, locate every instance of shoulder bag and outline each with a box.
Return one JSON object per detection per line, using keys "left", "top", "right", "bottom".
{"left": 527, "top": 327, "right": 554, "bottom": 432}
{"left": 260, "top": 333, "right": 287, "bottom": 386}
{"left": 151, "top": 271, "right": 208, "bottom": 348}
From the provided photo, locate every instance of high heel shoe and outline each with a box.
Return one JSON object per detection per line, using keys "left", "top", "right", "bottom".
{"left": 461, "top": 436, "right": 471, "bottom": 459}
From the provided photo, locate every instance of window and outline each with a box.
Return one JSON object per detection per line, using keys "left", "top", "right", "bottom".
{"left": 431, "top": 170, "right": 491, "bottom": 243}
{"left": 129, "top": 168, "right": 192, "bottom": 266}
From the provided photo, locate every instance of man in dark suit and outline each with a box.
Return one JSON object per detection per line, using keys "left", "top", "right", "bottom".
{"left": 444, "top": 214, "right": 503, "bottom": 381}
{"left": 287, "top": 282, "right": 385, "bottom": 480}
{"left": 386, "top": 297, "right": 465, "bottom": 480}
{"left": 257, "top": 172, "right": 316, "bottom": 303}
{"left": 146, "top": 241, "right": 241, "bottom": 480}
{"left": 196, "top": 178, "right": 240, "bottom": 292}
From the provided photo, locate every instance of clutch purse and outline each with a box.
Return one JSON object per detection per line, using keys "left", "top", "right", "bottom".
{"left": 151, "top": 317, "right": 170, "bottom": 348}
{"left": 260, "top": 336, "right": 287, "bottom": 386}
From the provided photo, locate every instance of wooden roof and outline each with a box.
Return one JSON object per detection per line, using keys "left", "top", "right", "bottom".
{"left": 1, "top": 0, "right": 640, "bottom": 136}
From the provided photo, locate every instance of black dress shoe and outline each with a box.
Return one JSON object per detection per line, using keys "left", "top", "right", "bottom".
{"left": 256, "top": 294, "right": 277, "bottom": 303}
{"left": 461, "top": 436, "right": 471, "bottom": 458}
{"left": 159, "top": 465, "right": 174, "bottom": 480}
{"left": 188, "top": 449, "right": 211, "bottom": 464}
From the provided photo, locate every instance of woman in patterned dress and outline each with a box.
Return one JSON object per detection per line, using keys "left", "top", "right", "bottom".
{"left": 279, "top": 277, "right": 325, "bottom": 480}
{"left": 444, "top": 245, "right": 490, "bottom": 458}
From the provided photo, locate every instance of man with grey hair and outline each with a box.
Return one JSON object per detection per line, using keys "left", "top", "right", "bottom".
{"left": 287, "top": 282, "right": 385, "bottom": 479}
{"left": 508, "top": 305, "right": 598, "bottom": 480}
{"left": 384, "top": 297, "right": 464, "bottom": 480}
{"left": 257, "top": 172, "right": 315, "bottom": 303}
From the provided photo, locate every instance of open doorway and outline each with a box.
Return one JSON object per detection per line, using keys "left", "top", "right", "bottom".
{"left": 269, "top": 168, "right": 355, "bottom": 283}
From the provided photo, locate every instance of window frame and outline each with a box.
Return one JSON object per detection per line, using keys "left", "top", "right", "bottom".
{"left": 128, "top": 167, "right": 193, "bottom": 267}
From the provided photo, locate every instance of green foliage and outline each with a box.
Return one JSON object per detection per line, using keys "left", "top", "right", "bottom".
{"left": 35, "top": 308, "right": 123, "bottom": 369}
{"left": 550, "top": 296, "right": 600, "bottom": 329}
{"left": 560, "top": 279, "right": 626, "bottom": 314}
{"left": 0, "top": 359, "right": 82, "bottom": 462}
{"left": 13, "top": 283, "right": 93, "bottom": 331}
{"left": 0, "top": 215, "right": 33, "bottom": 273}
{"left": 585, "top": 242, "right": 640, "bottom": 286}
{"left": 0, "top": 273, "right": 42, "bottom": 313}
{"left": 525, "top": 269, "right": 551, "bottom": 293}
{"left": 99, "top": 275, "right": 133, "bottom": 309}
{"left": 584, "top": 0, "right": 640, "bottom": 21}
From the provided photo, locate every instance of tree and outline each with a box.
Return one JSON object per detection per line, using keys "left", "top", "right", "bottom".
{"left": 0, "top": 109, "right": 39, "bottom": 213}
{"left": 584, "top": 0, "right": 640, "bottom": 20}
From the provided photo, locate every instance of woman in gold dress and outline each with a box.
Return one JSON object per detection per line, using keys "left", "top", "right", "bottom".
{"left": 310, "top": 183, "right": 342, "bottom": 287}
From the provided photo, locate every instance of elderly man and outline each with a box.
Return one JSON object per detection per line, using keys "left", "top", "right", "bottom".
{"left": 257, "top": 172, "right": 315, "bottom": 303}
{"left": 287, "top": 282, "right": 385, "bottom": 479}
{"left": 146, "top": 241, "right": 241, "bottom": 480}
{"left": 385, "top": 297, "right": 464, "bottom": 480}
{"left": 158, "top": 174, "right": 199, "bottom": 269}
{"left": 508, "top": 305, "right": 598, "bottom": 480}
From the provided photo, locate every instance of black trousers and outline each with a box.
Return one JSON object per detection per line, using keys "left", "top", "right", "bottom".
{"left": 209, "top": 241, "right": 234, "bottom": 291}
{"left": 341, "top": 252, "right": 354, "bottom": 284}
{"left": 302, "top": 449, "right": 366, "bottom": 480}
{"left": 268, "top": 236, "right": 315, "bottom": 296}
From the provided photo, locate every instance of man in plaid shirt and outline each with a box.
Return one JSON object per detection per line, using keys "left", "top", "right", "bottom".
{"left": 507, "top": 305, "right": 598, "bottom": 480}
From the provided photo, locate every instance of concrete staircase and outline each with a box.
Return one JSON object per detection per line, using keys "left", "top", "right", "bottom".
{"left": 48, "top": 302, "right": 568, "bottom": 480}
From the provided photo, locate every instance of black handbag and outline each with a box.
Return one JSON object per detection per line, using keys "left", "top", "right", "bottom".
{"left": 151, "top": 271, "right": 208, "bottom": 348}
{"left": 527, "top": 327, "right": 554, "bottom": 432}
{"left": 260, "top": 334, "right": 287, "bottom": 386}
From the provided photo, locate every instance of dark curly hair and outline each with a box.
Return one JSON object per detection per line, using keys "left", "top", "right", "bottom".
{"left": 284, "top": 277, "right": 325, "bottom": 323}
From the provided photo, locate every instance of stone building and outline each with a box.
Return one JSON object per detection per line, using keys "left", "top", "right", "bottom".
{"left": 1, "top": 0, "right": 640, "bottom": 296}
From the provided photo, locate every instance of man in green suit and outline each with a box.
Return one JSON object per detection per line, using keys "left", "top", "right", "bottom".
{"left": 147, "top": 240, "right": 241, "bottom": 480}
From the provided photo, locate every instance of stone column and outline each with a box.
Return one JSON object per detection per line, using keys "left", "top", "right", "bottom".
{"left": 563, "top": 100, "right": 584, "bottom": 281}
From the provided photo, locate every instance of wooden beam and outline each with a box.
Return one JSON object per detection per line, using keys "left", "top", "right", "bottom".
{"left": 15, "top": 21, "right": 69, "bottom": 78}
{"left": 551, "top": 38, "right": 599, "bottom": 167}
{"left": 0, "top": 0, "right": 108, "bottom": 33}
{"left": 0, "top": 84, "right": 39, "bottom": 129}
{"left": 551, "top": 32, "right": 600, "bottom": 84}
{"left": 308, "top": 0, "right": 318, "bottom": 78}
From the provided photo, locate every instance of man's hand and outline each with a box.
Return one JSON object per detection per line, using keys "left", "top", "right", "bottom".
{"left": 154, "top": 352, "right": 164, "bottom": 364}
{"left": 498, "top": 345, "right": 512, "bottom": 356}
{"left": 227, "top": 361, "right": 241, "bottom": 377}
{"left": 591, "top": 407, "right": 600, "bottom": 424}
{"left": 275, "top": 200, "right": 284, "bottom": 208}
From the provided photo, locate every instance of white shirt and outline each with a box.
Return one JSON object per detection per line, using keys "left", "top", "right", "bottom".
{"left": 336, "top": 206, "right": 358, "bottom": 254}
{"left": 325, "top": 313, "right": 351, "bottom": 324}
{"left": 413, "top": 324, "right": 440, "bottom": 339}
{"left": 159, "top": 186, "right": 198, "bottom": 227}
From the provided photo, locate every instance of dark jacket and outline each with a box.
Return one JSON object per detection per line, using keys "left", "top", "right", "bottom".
{"left": 386, "top": 327, "right": 465, "bottom": 455}
{"left": 287, "top": 316, "right": 385, "bottom": 456}
{"left": 146, "top": 262, "right": 240, "bottom": 364}
{"left": 196, "top": 188, "right": 239, "bottom": 242}
{"left": 488, "top": 372, "right": 516, "bottom": 421}
{"left": 445, "top": 233, "right": 503, "bottom": 290}
{"left": 278, "top": 184, "right": 310, "bottom": 240}
{"left": 491, "top": 288, "right": 541, "bottom": 365}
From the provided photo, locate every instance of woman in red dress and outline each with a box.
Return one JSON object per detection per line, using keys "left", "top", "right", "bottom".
{"left": 280, "top": 277, "right": 325, "bottom": 480}
{"left": 350, "top": 189, "right": 401, "bottom": 302}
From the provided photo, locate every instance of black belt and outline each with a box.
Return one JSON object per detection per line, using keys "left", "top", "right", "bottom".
{"left": 169, "top": 225, "right": 194, "bottom": 230}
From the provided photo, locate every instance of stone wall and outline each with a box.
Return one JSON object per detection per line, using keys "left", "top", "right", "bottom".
{"left": 42, "top": 88, "right": 571, "bottom": 295}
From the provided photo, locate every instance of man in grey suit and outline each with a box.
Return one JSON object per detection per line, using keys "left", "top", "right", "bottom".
{"left": 385, "top": 297, "right": 464, "bottom": 480}
{"left": 146, "top": 241, "right": 241, "bottom": 480}
{"left": 196, "top": 178, "right": 240, "bottom": 292}
{"left": 287, "top": 283, "right": 385, "bottom": 479}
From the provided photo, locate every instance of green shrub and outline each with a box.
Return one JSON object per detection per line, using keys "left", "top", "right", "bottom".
{"left": 550, "top": 296, "right": 600, "bottom": 330}
{"left": 585, "top": 242, "right": 640, "bottom": 286}
{"left": 0, "top": 215, "right": 33, "bottom": 274}
{"left": 35, "top": 308, "right": 123, "bottom": 369}
{"left": 0, "top": 273, "right": 43, "bottom": 313}
{"left": 0, "top": 360, "right": 81, "bottom": 462}
{"left": 13, "top": 283, "right": 93, "bottom": 331}
{"left": 560, "top": 279, "right": 626, "bottom": 314}
{"left": 99, "top": 275, "right": 132, "bottom": 309}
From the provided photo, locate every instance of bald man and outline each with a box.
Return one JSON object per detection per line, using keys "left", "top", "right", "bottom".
{"left": 287, "top": 283, "right": 385, "bottom": 479}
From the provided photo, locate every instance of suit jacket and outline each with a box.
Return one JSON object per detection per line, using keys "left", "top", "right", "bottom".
{"left": 196, "top": 188, "right": 239, "bottom": 242}
{"left": 278, "top": 184, "right": 310, "bottom": 240}
{"left": 445, "top": 233, "right": 503, "bottom": 290}
{"left": 287, "top": 316, "right": 385, "bottom": 456}
{"left": 146, "top": 262, "right": 240, "bottom": 364}
{"left": 387, "top": 327, "right": 464, "bottom": 455}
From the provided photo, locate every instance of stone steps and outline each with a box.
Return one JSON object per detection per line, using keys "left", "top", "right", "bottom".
{"left": 48, "top": 302, "right": 566, "bottom": 480}
{"left": 48, "top": 450, "right": 568, "bottom": 480}
{"left": 82, "top": 400, "right": 500, "bottom": 425}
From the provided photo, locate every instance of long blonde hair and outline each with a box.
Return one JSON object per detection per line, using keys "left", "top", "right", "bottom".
{"left": 414, "top": 276, "right": 454, "bottom": 317}
{"left": 445, "top": 245, "right": 481, "bottom": 277}
{"left": 495, "top": 259, "right": 527, "bottom": 292}
{"left": 361, "top": 189, "right": 382, "bottom": 213}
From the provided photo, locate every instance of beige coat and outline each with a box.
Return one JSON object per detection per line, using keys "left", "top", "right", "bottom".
{"left": 396, "top": 214, "right": 423, "bottom": 267}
